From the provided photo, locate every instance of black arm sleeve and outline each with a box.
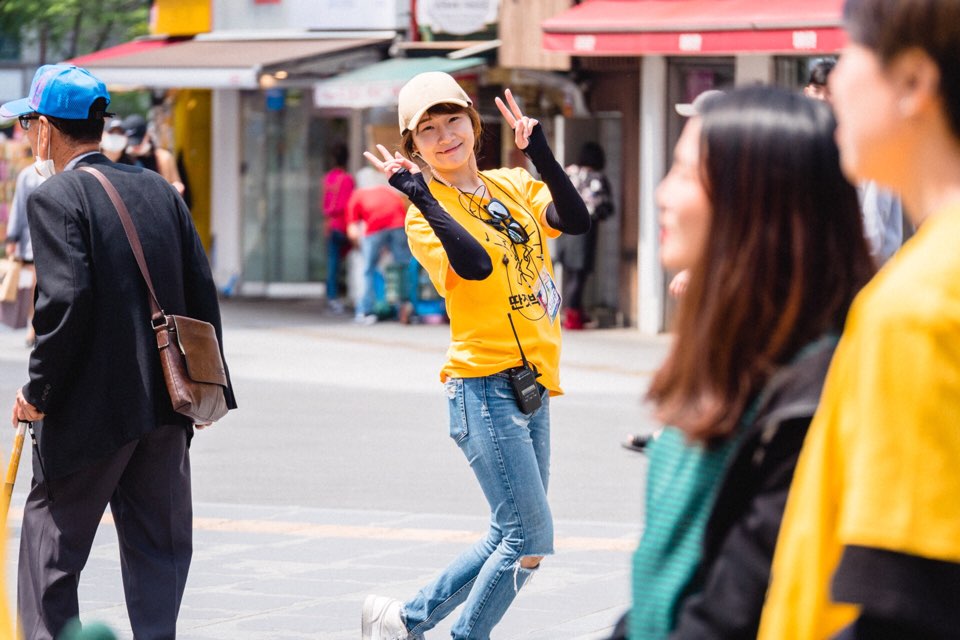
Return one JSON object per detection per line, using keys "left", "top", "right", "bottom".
{"left": 522, "top": 125, "right": 591, "bottom": 235}
{"left": 830, "top": 545, "right": 960, "bottom": 639}
{"left": 388, "top": 170, "right": 492, "bottom": 281}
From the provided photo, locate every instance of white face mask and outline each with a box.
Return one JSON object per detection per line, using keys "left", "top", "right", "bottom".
{"left": 33, "top": 121, "right": 55, "bottom": 179}
{"left": 101, "top": 133, "right": 128, "bottom": 153}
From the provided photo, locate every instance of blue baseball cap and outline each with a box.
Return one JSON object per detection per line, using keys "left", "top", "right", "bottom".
{"left": 0, "top": 64, "right": 111, "bottom": 120}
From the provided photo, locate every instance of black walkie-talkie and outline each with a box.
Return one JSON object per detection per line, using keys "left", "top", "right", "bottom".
{"left": 506, "top": 313, "right": 542, "bottom": 414}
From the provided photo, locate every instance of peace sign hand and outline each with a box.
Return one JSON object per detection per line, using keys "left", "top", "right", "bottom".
{"left": 495, "top": 88, "right": 539, "bottom": 151}
{"left": 363, "top": 144, "right": 421, "bottom": 178}
{"left": 363, "top": 144, "right": 430, "bottom": 201}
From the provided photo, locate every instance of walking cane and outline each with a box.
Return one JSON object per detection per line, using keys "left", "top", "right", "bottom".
{"left": 0, "top": 422, "right": 27, "bottom": 524}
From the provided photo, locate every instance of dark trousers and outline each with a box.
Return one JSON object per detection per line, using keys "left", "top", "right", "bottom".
{"left": 562, "top": 268, "right": 588, "bottom": 312}
{"left": 18, "top": 424, "right": 192, "bottom": 640}
{"left": 326, "top": 230, "right": 349, "bottom": 300}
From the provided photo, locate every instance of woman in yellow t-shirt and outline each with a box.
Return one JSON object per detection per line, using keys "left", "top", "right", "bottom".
{"left": 360, "top": 72, "right": 590, "bottom": 640}
{"left": 759, "top": 1, "right": 960, "bottom": 638}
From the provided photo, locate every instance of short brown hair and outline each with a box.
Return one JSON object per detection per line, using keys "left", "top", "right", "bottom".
{"left": 647, "top": 87, "right": 875, "bottom": 441}
{"left": 399, "top": 103, "right": 483, "bottom": 164}
{"left": 844, "top": 0, "right": 960, "bottom": 139}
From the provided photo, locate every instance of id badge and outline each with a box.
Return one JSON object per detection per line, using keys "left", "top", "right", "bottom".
{"left": 533, "top": 266, "right": 562, "bottom": 323}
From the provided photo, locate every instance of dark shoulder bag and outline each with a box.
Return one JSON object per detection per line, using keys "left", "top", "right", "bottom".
{"left": 79, "top": 167, "right": 229, "bottom": 424}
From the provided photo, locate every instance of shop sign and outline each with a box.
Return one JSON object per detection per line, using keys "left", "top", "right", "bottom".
{"left": 678, "top": 34, "right": 702, "bottom": 52}
{"left": 792, "top": 31, "right": 818, "bottom": 50}
{"left": 573, "top": 35, "right": 596, "bottom": 53}
{"left": 266, "top": 89, "right": 286, "bottom": 111}
{"left": 288, "top": 0, "right": 407, "bottom": 30}
{"left": 418, "top": 0, "right": 498, "bottom": 36}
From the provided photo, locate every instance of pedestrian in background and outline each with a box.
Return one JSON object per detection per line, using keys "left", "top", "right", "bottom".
{"left": 361, "top": 71, "right": 590, "bottom": 640}
{"left": 804, "top": 58, "right": 905, "bottom": 266}
{"left": 555, "top": 141, "right": 614, "bottom": 330}
{"left": 123, "top": 113, "right": 185, "bottom": 196}
{"left": 99, "top": 117, "right": 133, "bottom": 165}
{"left": 321, "top": 142, "right": 354, "bottom": 313}
{"left": 347, "top": 166, "right": 413, "bottom": 324}
{"left": 760, "top": 0, "right": 960, "bottom": 637}
{"left": 614, "top": 86, "right": 874, "bottom": 639}
{"left": 4, "top": 163, "right": 43, "bottom": 346}
{"left": 2, "top": 63, "right": 236, "bottom": 639}
{"left": 803, "top": 58, "right": 835, "bottom": 102}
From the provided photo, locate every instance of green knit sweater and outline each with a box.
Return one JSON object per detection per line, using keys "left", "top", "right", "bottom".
{"left": 629, "top": 426, "right": 743, "bottom": 639}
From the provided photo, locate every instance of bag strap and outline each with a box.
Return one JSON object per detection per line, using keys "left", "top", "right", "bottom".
{"left": 78, "top": 166, "right": 165, "bottom": 322}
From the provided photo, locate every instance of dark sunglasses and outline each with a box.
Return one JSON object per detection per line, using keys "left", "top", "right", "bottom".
{"left": 483, "top": 198, "right": 529, "bottom": 244}
{"left": 18, "top": 114, "right": 40, "bottom": 130}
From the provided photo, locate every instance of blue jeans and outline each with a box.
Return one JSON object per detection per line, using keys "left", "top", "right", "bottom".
{"left": 326, "top": 230, "right": 348, "bottom": 301}
{"left": 403, "top": 374, "right": 553, "bottom": 640}
{"left": 358, "top": 227, "right": 414, "bottom": 316}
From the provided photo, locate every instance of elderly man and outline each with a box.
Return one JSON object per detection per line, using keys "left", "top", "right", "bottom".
{"left": 1, "top": 64, "right": 236, "bottom": 639}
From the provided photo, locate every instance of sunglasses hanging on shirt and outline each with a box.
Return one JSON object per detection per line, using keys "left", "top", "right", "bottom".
{"left": 483, "top": 198, "right": 530, "bottom": 244}
{"left": 459, "top": 184, "right": 531, "bottom": 245}
{"left": 435, "top": 172, "right": 532, "bottom": 246}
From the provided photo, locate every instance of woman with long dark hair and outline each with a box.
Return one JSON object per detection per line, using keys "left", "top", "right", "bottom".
{"left": 622, "top": 86, "right": 874, "bottom": 639}
{"left": 760, "top": 1, "right": 960, "bottom": 638}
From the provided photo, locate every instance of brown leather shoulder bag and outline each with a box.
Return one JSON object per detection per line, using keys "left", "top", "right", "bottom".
{"left": 79, "top": 166, "right": 228, "bottom": 424}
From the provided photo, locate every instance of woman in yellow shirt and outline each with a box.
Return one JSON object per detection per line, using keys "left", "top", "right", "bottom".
{"left": 360, "top": 72, "right": 590, "bottom": 640}
{"left": 759, "top": 1, "right": 960, "bottom": 638}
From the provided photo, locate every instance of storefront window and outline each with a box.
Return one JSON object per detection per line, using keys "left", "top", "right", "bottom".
{"left": 240, "top": 89, "right": 314, "bottom": 286}
{"left": 307, "top": 115, "right": 349, "bottom": 283}
{"left": 663, "top": 59, "right": 734, "bottom": 326}
{"left": 666, "top": 58, "right": 734, "bottom": 156}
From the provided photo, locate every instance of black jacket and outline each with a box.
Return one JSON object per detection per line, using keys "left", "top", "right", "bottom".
{"left": 23, "top": 154, "right": 236, "bottom": 479}
{"left": 670, "top": 337, "right": 838, "bottom": 640}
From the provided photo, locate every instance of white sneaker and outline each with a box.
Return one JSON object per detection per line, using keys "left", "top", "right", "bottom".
{"left": 361, "top": 595, "right": 408, "bottom": 640}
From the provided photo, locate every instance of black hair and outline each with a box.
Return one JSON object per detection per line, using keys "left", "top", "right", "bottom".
{"left": 45, "top": 97, "right": 109, "bottom": 143}
{"left": 844, "top": 0, "right": 960, "bottom": 139}
{"left": 577, "top": 142, "right": 605, "bottom": 171}
{"left": 806, "top": 59, "right": 836, "bottom": 87}
{"left": 330, "top": 142, "right": 348, "bottom": 168}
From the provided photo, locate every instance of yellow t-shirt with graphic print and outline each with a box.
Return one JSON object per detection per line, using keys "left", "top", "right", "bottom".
{"left": 405, "top": 166, "right": 564, "bottom": 393}
{"left": 758, "top": 205, "right": 960, "bottom": 639}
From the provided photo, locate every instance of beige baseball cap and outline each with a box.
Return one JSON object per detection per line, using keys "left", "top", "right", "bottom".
{"left": 398, "top": 71, "right": 472, "bottom": 134}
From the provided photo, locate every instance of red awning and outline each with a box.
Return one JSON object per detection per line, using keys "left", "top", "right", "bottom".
{"left": 69, "top": 38, "right": 178, "bottom": 66}
{"left": 542, "top": 0, "right": 846, "bottom": 56}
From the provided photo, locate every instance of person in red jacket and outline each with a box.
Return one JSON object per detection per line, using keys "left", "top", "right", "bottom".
{"left": 347, "top": 167, "right": 413, "bottom": 323}
{"left": 321, "top": 142, "right": 354, "bottom": 313}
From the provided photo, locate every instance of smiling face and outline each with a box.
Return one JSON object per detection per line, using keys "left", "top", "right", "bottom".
{"left": 411, "top": 107, "right": 476, "bottom": 174}
{"left": 656, "top": 118, "right": 711, "bottom": 272}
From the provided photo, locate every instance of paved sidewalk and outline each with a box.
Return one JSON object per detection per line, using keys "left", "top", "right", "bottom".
{"left": 7, "top": 504, "right": 636, "bottom": 639}
{"left": 0, "top": 299, "right": 669, "bottom": 638}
